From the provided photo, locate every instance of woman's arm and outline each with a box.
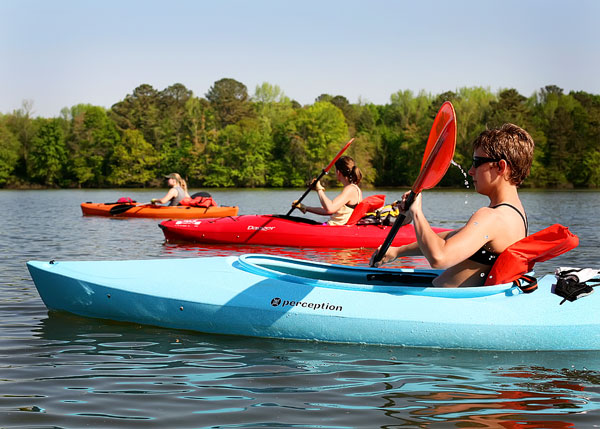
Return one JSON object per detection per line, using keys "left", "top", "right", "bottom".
{"left": 305, "top": 185, "right": 357, "bottom": 215}
{"left": 152, "top": 188, "right": 177, "bottom": 205}
{"left": 370, "top": 229, "right": 456, "bottom": 267}
{"left": 411, "top": 199, "right": 497, "bottom": 269}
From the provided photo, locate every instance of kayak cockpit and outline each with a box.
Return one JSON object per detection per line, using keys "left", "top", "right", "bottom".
{"left": 235, "top": 254, "right": 520, "bottom": 298}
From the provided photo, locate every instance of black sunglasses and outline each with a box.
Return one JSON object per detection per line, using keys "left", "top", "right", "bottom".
{"left": 472, "top": 156, "right": 502, "bottom": 168}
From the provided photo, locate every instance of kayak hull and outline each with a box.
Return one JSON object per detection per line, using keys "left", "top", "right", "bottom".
{"left": 159, "top": 215, "right": 451, "bottom": 248}
{"left": 27, "top": 254, "right": 600, "bottom": 351}
{"left": 81, "top": 202, "right": 239, "bottom": 219}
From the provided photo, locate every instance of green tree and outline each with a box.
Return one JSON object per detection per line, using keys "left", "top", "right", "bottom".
{"left": 382, "top": 89, "right": 433, "bottom": 129}
{"left": 373, "top": 124, "right": 424, "bottom": 186}
{"left": 4, "top": 100, "right": 37, "bottom": 178}
{"left": 277, "top": 101, "right": 349, "bottom": 187}
{"left": 253, "top": 83, "right": 295, "bottom": 138}
{"left": 67, "top": 105, "right": 120, "bottom": 187}
{"left": 566, "top": 91, "right": 600, "bottom": 187}
{"left": 0, "top": 118, "right": 21, "bottom": 185}
{"left": 153, "top": 84, "right": 195, "bottom": 176}
{"left": 4, "top": 80, "right": 600, "bottom": 189}
{"left": 107, "top": 129, "right": 160, "bottom": 186}
{"left": 251, "top": 84, "right": 297, "bottom": 187}
{"left": 485, "top": 88, "right": 529, "bottom": 128}
{"left": 184, "top": 96, "right": 217, "bottom": 153}
{"left": 451, "top": 87, "right": 496, "bottom": 168}
{"left": 332, "top": 95, "right": 358, "bottom": 134}
{"left": 203, "top": 119, "right": 273, "bottom": 187}
{"left": 355, "top": 102, "right": 379, "bottom": 134}
{"left": 529, "top": 86, "right": 584, "bottom": 187}
{"left": 254, "top": 82, "right": 289, "bottom": 104}
{"left": 27, "top": 118, "right": 67, "bottom": 186}
{"left": 185, "top": 97, "right": 219, "bottom": 186}
{"left": 583, "top": 150, "right": 600, "bottom": 187}
{"left": 110, "top": 84, "right": 161, "bottom": 148}
{"left": 372, "top": 90, "right": 434, "bottom": 186}
{"left": 206, "top": 78, "right": 254, "bottom": 127}
{"left": 158, "top": 83, "right": 192, "bottom": 137}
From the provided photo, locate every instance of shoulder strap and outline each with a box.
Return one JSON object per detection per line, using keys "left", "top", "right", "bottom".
{"left": 346, "top": 184, "right": 362, "bottom": 208}
{"left": 355, "top": 184, "right": 362, "bottom": 201}
{"left": 493, "top": 203, "right": 528, "bottom": 235}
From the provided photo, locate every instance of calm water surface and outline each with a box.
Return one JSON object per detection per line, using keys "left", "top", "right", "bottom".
{"left": 2, "top": 187, "right": 600, "bottom": 427}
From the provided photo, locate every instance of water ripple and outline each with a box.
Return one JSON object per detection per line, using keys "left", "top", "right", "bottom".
{"left": 2, "top": 189, "right": 600, "bottom": 427}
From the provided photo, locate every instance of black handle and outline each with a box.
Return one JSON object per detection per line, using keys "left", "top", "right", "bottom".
{"left": 285, "top": 168, "right": 326, "bottom": 216}
{"left": 370, "top": 190, "right": 416, "bottom": 266}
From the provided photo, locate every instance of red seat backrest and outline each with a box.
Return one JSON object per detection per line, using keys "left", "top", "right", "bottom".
{"left": 345, "top": 194, "right": 386, "bottom": 225}
{"left": 484, "top": 224, "right": 579, "bottom": 285}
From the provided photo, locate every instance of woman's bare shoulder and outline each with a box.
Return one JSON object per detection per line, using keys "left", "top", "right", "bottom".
{"left": 465, "top": 206, "right": 498, "bottom": 226}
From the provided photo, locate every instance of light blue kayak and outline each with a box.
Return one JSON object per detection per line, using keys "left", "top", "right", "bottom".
{"left": 27, "top": 254, "right": 599, "bottom": 351}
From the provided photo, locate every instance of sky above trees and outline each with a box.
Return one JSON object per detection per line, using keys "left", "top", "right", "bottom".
{"left": 1, "top": 0, "right": 598, "bottom": 118}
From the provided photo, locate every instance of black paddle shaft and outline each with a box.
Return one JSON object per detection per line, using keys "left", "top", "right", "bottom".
{"left": 371, "top": 190, "right": 416, "bottom": 266}
{"left": 285, "top": 168, "right": 327, "bottom": 216}
{"left": 109, "top": 202, "right": 151, "bottom": 215}
{"left": 109, "top": 204, "right": 136, "bottom": 215}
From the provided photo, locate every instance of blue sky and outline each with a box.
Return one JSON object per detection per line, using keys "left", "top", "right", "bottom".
{"left": 1, "top": 0, "right": 598, "bottom": 117}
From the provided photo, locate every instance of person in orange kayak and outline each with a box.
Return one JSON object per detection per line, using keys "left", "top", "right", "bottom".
{"left": 151, "top": 173, "right": 191, "bottom": 206}
{"left": 292, "top": 156, "right": 363, "bottom": 225}
{"left": 370, "top": 123, "right": 535, "bottom": 287}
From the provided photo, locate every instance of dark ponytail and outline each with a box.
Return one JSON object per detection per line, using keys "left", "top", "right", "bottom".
{"left": 335, "top": 156, "right": 362, "bottom": 185}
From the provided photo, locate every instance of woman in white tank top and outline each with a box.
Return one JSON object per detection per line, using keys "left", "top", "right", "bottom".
{"left": 292, "top": 156, "right": 363, "bottom": 225}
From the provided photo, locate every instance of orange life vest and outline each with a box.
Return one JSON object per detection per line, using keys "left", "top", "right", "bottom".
{"left": 179, "top": 196, "right": 218, "bottom": 208}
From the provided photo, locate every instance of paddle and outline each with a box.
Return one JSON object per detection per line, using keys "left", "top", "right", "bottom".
{"left": 286, "top": 137, "right": 355, "bottom": 216}
{"left": 109, "top": 202, "right": 153, "bottom": 216}
{"left": 370, "top": 101, "right": 457, "bottom": 267}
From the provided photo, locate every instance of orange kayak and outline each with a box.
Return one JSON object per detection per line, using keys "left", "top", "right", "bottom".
{"left": 81, "top": 202, "right": 239, "bottom": 219}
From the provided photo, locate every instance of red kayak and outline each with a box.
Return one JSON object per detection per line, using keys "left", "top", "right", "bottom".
{"left": 159, "top": 215, "right": 451, "bottom": 248}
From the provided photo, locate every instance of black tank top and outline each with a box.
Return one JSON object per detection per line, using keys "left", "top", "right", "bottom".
{"left": 467, "top": 203, "right": 528, "bottom": 266}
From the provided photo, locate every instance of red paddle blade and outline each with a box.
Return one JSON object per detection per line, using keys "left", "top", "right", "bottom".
{"left": 324, "top": 138, "right": 355, "bottom": 173}
{"left": 370, "top": 101, "right": 456, "bottom": 267}
{"left": 413, "top": 101, "right": 457, "bottom": 193}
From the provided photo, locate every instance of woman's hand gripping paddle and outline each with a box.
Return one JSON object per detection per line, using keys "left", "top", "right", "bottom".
{"left": 109, "top": 202, "right": 153, "bottom": 216}
{"left": 370, "top": 101, "right": 457, "bottom": 267}
{"left": 286, "top": 138, "right": 355, "bottom": 216}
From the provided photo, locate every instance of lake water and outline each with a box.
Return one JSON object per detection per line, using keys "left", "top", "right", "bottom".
{"left": 2, "top": 187, "right": 600, "bottom": 427}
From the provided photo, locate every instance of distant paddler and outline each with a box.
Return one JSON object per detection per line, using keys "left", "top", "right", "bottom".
{"left": 151, "top": 173, "right": 191, "bottom": 206}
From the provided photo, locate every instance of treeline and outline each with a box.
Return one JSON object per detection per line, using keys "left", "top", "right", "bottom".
{"left": 1, "top": 79, "right": 599, "bottom": 189}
